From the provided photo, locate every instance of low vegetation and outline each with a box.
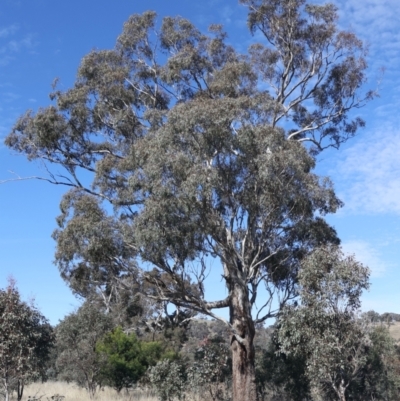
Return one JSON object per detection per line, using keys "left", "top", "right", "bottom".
{"left": 22, "top": 381, "right": 157, "bottom": 401}
{"left": 2, "top": 289, "right": 400, "bottom": 401}
{"left": 0, "top": 279, "right": 54, "bottom": 401}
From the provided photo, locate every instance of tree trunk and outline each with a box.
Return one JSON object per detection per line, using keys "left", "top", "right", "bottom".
{"left": 336, "top": 382, "right": 347, "bottom": 401}
{"left": 17, "top": 378, "right": 24, "bottom": 401}
{"left": 3, "top": 374, "right": 10, "bottom": 401}
{"left": 229, "top": 278, "right": 258, "bottom": 401}
{"left": 231, "top": 338, "right": 257, "bottom": 401}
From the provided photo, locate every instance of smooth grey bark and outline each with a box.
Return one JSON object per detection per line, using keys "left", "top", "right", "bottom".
{"left": 337, "top": 383, "right": 347, "bottom": 401}
{"left": 4, "top": 376, "right": 9, "bottom": 401}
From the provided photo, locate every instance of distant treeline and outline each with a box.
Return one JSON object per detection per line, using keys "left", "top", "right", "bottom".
{"left": 364, "top": 310, "right": 400, "bottom": 323}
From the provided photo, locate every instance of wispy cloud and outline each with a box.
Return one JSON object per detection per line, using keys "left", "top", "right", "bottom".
{"left": 334, "top": 0, "right": 400, "bottom": 44}
{"left": 0, "top": 25, "right": 18, "bottom": 38}
{"left": 334, "top": 0, "right": 400, "bottom": 84}
{"left": 333, "top": 125, "right": 400, "bottom": 215}
{"left": 0, "top": 22, "right": 38, "bottom": 147}
{"left": 220, "top": 6, "right": 234, "bottom": 24}
{"left": 0, "top": 90, "right": 22, "bottom": 144}
{"left": 2, "top": 92, "right": 20, "bottom": 102}
{"left": 341, "top": 240, "right": 388, "bottom": 277}
{"left": 8, "top": 35, "right": 35, "bottom": 52}
{"left": 0, "top": 55, "right": 14, "bottom": 66}
{"left": 321, "top": 1, "right": 400, "bottom": 217}
{"left": 0, "top": 24, "right": 37, "bottom": 66}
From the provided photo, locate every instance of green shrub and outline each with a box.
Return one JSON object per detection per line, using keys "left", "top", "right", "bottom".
{"left": 96, "top": 327, "right": 168, "bottom": 392}
{"left": 147, "top": 359, "right": 186, "bottom": 401}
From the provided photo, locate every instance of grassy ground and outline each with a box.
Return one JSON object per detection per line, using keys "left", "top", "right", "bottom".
{"left": 389, "top": 322, "right": 400, "bottom": 342}
{"left": 21, "top": 381, "right": 158, "bottom": 401}
{"left": 20, "top": 381, "right": 214, "bottom": 401}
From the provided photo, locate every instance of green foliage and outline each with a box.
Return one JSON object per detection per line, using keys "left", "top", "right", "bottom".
{"left": 145, "top": 310, "right": 193, "bottom": 353}
{"left": 55, "top": 302, "right": 113, "bottom": 397}
{"left": 381, "top": 312, "right": 400, "bottom": 323}
{"left": 96, "top": 327, "right": 166, "bottom": 392}
{"left": 347, "top": 325, "right": 400, "bottom": 400}
{"left": 0, "top": 279, "right": 54, "bottom": 401}
{"left": 278, "top": 245, "right": 370, "bottom": 400}
{"left": 255, "top": 337, "right": 310, "bottom": 401}
{"left": 362, "top": 310, "right": 400, "bottom": 324}
{"left": 147, "top": 359, "right": 186, "bottom": 401}
{"left": 364, "top": 310, "right": 381, "bottom": 323}
{"left": 187, "top": 337, "right": 232, "bottom": 401}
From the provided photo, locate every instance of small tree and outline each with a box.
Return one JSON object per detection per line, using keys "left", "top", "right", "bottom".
{"left": 147, "top": 359, "right": 186, "bottom": 401}
{"left": 348, "top": 325, "right": 400, "bottom": 401}
{"left": 278, "top": 246, "right": 370, "bottom": 401}
{"left": 363, "top": 310, "right": 381, "bottom": 323}
{"left": 96, "top": 327, "right": 164, "bottom": 392}
{"left": 255, "top": 335, "right": 310, "bottom": 401}
{"left": 0, "top": 279, "right": 54, "bottom": 401}
{"left": 188, "top": 337, "right": 232, "bottom": 401}
{"left": 55, "top": 301, "right": 113, "bottom": 397}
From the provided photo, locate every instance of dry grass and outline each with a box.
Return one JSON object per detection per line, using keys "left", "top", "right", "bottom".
{"left": 389, "top": 322, "right": 400, "bottom": 342}
{"left": 21, "top": 381, "right": 158, "bottom": 401}
{"left": 20, "top": 381, "right": 214, "bottom": 401}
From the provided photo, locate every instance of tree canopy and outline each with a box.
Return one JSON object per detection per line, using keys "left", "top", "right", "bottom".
{"left": 4, "top": 1, "right": 372, "bottom": 400}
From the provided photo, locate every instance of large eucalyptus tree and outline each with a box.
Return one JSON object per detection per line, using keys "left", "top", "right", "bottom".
{"left": 5, "top": 1, "right": 372, "bottom": 399}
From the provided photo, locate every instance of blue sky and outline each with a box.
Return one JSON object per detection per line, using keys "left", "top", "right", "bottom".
{"left": 0, "top": 0, "right": 399, "bottom": 326}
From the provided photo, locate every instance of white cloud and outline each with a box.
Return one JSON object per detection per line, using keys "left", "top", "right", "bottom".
{"left": 334, "top": 0, "right": 400, "bottom": 72}
{"left": 221, "top": 6, "right": 234, "bottom": 24}
{"left": 9, "top": 34, "right": 35, "bottom": 53}
{"left": 0, "top": 24, "right": 36, "bottom": 66}
{"left": 0, "top": 25, "right": 18, "bottom": 39}
{"left": 334, "top": 126, "right": 400, "bottom": 215}
{"left": 329, "top": 0, "right": 400, "bottom": 127}
{"left": 0, "top": 54, "right": 13, "bottom": 66}
{"left": 2, "top": 92, "right": 20, "bottom": 102}
{"left": 335, "top": 0, "right": 400, "bottom": 35}
{"left": 341, "top": 240, "right": 387, "bottom": 277}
